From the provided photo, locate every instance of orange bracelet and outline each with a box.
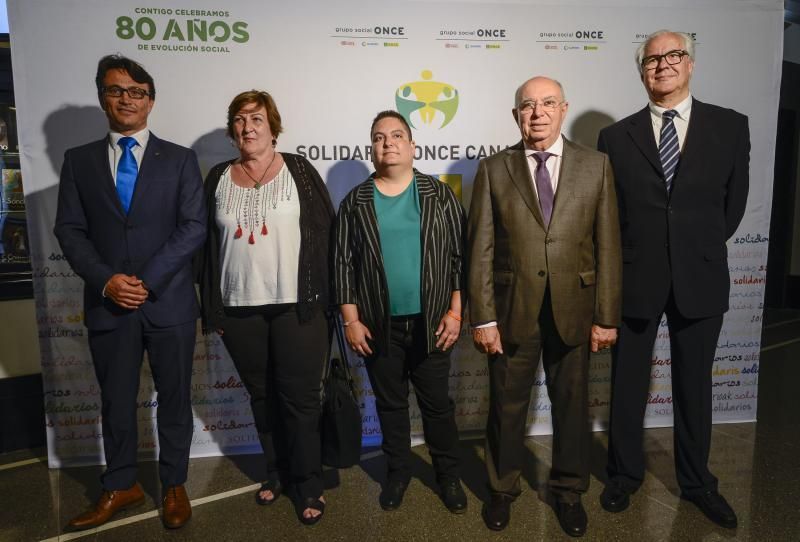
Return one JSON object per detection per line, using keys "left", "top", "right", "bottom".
{"left": 446, "top": 310, "right": 462, "bottom": 322}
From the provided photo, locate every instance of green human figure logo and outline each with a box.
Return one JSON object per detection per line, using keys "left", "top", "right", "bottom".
{"left": 395, "top": 70, "right": 459, "bottom": 129}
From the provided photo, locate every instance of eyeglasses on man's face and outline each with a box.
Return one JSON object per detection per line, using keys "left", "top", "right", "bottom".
{"left": 102, "top": 85, "right": 151, "bottom": 100}
{"left": 641, "top": 49, "right": 689, "bottom": 71}
{"left": 516, "top": 98, "right": 563, "bottom": 114}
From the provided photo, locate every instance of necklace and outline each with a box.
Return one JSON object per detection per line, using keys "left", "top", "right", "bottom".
{"left": 239, "top": 151, "right": 277, "bottom": 189}
{"left": 222, "top": 165, "right": 292, "bottom": 244}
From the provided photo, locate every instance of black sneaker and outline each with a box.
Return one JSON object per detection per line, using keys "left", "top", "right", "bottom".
{"left": 379, "top": 480, "right": 408, "bottom": 511}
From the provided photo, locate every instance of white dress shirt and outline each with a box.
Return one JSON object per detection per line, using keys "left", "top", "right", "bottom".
{"left": 107, "top": 128, "right": 149, "bottom": 184}
{"left": 649, "top": 94, "right": 692, "bottom": 151}
{"left": 525, "top": 134, "right": 564, "bottom": 196}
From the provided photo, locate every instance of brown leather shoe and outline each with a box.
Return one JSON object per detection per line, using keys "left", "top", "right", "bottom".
{"left": 162, "top": 485, "right": 192, "bottom": 529}
{"left": 67, "top": 482, "right": 145, "bottom": 530}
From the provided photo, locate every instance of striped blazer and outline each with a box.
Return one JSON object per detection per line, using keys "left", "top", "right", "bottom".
{"left": 334, "top": 170, "right": 465, "bottom": 353}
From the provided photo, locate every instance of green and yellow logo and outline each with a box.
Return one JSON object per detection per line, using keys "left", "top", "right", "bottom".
{"left": 395, "top": 70, "right": 459, "bottom": 130}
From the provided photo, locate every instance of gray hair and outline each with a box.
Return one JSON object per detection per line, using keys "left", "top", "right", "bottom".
{"left": 635, "top": 30, "right": 695, "bottom": 74}
{"left": 514, "top": 77, "right": 566, "bottom": 107}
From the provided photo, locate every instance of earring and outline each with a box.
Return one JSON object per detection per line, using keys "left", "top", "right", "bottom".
{"left": 272, "top": 138, "right": 277, "bottom": 147}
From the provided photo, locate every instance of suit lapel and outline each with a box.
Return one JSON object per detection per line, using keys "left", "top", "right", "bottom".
{"left": 503, "top": 144, "right": 545, "bottom": 228}
{"left": 96, "top": 136, "right": 126, "bottom": 217}
{"left": 552, "top": 138, "right": 577, "bottom": 226}
{"left": 353, "top": 179, "right": 384, "bottom": 268}
{"left": 626, "top": 106, "right": 663, "bottom": 176}
{"left": 416, "top": 172, "right": 437, "bottom": 267}
{"left": 671, "top": 98, "right": 705, "bottom": 196}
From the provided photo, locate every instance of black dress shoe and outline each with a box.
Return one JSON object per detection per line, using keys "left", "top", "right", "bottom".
{"left": 682, "top": 490, "right": 737, "bottom": 529}
{"left": 482, "top": 493, "right": 514, "bottom": 531}
{"left": 600, "top": 483, "right": 630, "bottom": 513}
{"left": 379, "top": 480, "right": 408, "bottom": 511}
{"left": 440, "top": 480, "right": 467, "bottom": 514}
{"left": 555, "top": 500, "right": 588, "bottom": 537}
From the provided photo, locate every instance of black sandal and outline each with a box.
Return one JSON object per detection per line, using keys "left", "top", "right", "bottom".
{"left": 296, "top": 496, "right": 325, "bottom": 526}
{"left": 255, "top": 478, "right": 282, "bottom": 506}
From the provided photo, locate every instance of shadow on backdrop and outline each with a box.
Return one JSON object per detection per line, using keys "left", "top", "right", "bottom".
{"left": 444, "top": 157, "right": 479, "bottom": 210}
{"left": 568, "top": 110, "right": 616, "bottom": 149}
{"left": 190, "top": 128, "right": 238, "bottom": 178}
{"left": 34, "top": 105, "right": 109, "bottom": 484}
{"left": 325, "top": 160, "right": 371, "bottom": 210}
{"left": 44, "top": 105, "right": 108, "bottom": 176}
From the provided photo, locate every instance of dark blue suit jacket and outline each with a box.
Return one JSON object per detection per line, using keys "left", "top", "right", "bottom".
{"left": 54, "top": 133, "right": 206, "bottom": 330}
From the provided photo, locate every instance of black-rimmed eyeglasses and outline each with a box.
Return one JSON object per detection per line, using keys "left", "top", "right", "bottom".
{"left": 102, "top": 86, "right": 151, "bottom": 100}
{"left": 641, "top": 49, "right": 689, "bottom": 71}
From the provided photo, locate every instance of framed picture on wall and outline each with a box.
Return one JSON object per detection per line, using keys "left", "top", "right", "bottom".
{"left": 0, "top": 104, "right": 17, "bottom": 154}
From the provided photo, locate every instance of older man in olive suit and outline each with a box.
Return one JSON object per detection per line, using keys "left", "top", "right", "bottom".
{"left": 468, "top": 76, "right": 621, "bottom": 537}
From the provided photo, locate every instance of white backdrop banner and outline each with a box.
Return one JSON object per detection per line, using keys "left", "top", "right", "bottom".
{"left": 8, "top": 0, "right": 781, "bottom": 466}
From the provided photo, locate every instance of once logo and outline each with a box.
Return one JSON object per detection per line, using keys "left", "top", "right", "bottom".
{"left": 476, "top": 28, "right": 506, "bottom": 38}
{"left": 395, "top": 70, "right": 459, "bottom": 129}
{"left": 574, "top": 30, "right": 604, "bottom": 40}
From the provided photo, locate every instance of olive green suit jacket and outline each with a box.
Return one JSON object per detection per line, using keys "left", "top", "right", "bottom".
{"left": 467, "top": 137, "right": 621, "bottom": 346}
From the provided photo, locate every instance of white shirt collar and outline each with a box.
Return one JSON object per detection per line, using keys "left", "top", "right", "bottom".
{"left": 649, "top": 94, "right": 692, "bottom": 121}
{"left": 108, "top": 127, "right": 150, "bottom": 149}
{"left": 524, "top": 134, "right": 564, "bottom": 157}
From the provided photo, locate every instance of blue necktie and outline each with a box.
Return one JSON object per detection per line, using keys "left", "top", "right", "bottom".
{"left": 659, "top": 110, "right": 680, "bottom": 193}
{"left": 116, "top": 137, "right": 138, "bottom": 213}
{"left": 533, "top": 152, "right": 554, "bottom": 226}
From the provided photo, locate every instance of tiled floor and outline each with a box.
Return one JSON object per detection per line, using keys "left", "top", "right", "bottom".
{"left": 2, "top": 312, "right": 799, "bottom": 542}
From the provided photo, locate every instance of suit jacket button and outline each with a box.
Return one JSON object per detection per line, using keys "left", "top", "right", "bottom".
{"left": 538, "top": 270, "right": 546, "bottom": 277}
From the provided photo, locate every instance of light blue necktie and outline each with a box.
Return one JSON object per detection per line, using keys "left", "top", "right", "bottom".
{"left": 116, "top": 136, "right": 138, "bottom": 213}
{"left": 659, "top": 110, "right": 680, "bottom": 193}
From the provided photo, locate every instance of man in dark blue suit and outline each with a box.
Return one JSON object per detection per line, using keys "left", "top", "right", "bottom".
{"left": 54, "top": 55, "right": 206, "bottom": 530}
{"left": 597, "top": 31, "right": 749, "bottom": 529}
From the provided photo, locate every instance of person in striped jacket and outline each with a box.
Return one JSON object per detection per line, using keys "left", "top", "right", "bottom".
{"left": 334, "top": 110, "right": 468, "bottom": 515}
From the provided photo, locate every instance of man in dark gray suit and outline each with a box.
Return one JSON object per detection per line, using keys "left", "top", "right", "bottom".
{"left": 468, "top": 76, "right": 621, "bottom": 537}
{"left": 597, "top": 30, "right": 749, "bottom": 530}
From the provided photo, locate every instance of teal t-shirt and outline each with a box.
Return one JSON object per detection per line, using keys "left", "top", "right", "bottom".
{"left": 374, "top": 176, "right": 422, "bottom": 316}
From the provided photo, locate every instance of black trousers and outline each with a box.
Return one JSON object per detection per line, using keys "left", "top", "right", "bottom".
{"left": 365, "top": 315, "right": 460, "bottom": 485}
{"left": 221, "top": 303, "right": 327, "bottom": 499}
{"left": 485, "top": 291, "right": 590, "bottom": 503}
{"left": 607, "top": 290, "right": 723, "bottom": 496}
{"left": 88, "top": 311, "right": 196, "bottom": 490}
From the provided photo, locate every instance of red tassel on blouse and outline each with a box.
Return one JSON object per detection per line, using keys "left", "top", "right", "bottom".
{"left": 261, "top": 222, "right": 268, "bottom": 236}
{"left": 248, "top": 231, "right": 255, "bottom": 244}
{"left": 234, "top": 225, "right": 242, "bottom": 239}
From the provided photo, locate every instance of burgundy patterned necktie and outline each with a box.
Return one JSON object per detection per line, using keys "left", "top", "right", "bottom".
{"left": 533, "top": 152, "right": 554, "bottom": 226}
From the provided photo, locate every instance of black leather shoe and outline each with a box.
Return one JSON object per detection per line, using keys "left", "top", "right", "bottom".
{"left": 600, "top": 483, "right": 630, "bottom": 513}
{"left": 482, "top": 493, "right": 513, "bottom": 531}
{"left": 555, "top": 500, "right": 588, "bottom": 537}
{"left": 682, "top": 490, "right": 737, "bottom": 529}
{"left": 440, "top": 480, "right": 467, "bottom": 514}
{"left": 379, "top": 480, "right": 408, "bottom": 511}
